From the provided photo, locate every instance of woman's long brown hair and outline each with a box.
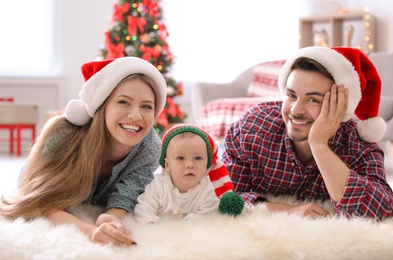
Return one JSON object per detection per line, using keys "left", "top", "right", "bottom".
{"left": 0, "top": 74, "right": 159, "bottom": 219}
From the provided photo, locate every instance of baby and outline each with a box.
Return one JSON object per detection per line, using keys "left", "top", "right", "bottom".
{"left": 134, "top": 124, "right": 243, "bottom": 223}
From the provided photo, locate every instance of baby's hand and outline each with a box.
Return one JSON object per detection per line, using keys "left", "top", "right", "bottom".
{"left": 171, "top": 209, "right": 188, "bottom": 220}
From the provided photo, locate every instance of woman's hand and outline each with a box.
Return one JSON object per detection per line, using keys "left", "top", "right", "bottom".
{"left": 45, "top": 209, "right": 136, "bottom": 246}
{"left": 92, "top": 213, "right": 136, "bottom": 246}
{"left": 96, "top": 213, "right": 124, "bottom": 226}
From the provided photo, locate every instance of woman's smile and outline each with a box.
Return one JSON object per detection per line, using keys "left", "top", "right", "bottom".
{"left": 120, "top": 123, "right": 142, "bottom": 132}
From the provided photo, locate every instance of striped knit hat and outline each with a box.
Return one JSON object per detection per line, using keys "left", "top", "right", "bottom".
{"left": 160, "top": 124, "right": 234, "bottom": 197}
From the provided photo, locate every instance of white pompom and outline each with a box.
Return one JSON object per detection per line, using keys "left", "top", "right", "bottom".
{"left": 167, "top": 86, "right": 175, "bottom": 96}
{"left": 357, "top": 117, "right": 386, "bottom": 143}
{"left": 65, "top": 99, "right": 91, "bottom": 126}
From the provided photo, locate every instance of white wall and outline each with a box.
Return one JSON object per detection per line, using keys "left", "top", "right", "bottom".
{"left": 1, "top": 0, "right": 393, "bottom": 139}
{"left": 162, "top": 0, "right": 303, "bottom": 83}
{"left": 162, "top": 0, "right": 393, "bottom": 83}
{"left": 54, "top": 0, "right": 115, "bottom": 108}
{"left": 43, "top": 0, "right": 393, "bottom": 104}
{"left": 162, "top": 0, "right": 393, "bottom": 123}
{"left": 0, "top": 0, "right": 113, "bottom": 153}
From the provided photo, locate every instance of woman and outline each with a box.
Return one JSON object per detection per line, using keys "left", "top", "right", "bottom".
{"left": 0, "top": 57, "right": 167, "bottom": 246}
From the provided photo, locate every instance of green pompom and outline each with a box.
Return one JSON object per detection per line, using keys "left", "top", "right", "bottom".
{"left": 218, "top": 191, "right": 245, "bottom": 216}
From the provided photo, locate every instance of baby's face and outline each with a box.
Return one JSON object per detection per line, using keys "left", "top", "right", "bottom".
{"left": 165, "top": 134, "right": 209, "bottom": 193}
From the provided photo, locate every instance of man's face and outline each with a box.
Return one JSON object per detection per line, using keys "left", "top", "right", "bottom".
{"left": 281, "top": 69, "right": 334, "bottom": 142}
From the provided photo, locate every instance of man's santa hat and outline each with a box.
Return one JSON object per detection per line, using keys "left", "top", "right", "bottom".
{"left": 160, "top": 124, "right": 234, "bottom": 198}
{"left": 278, "top": 46, "right": 386, "bottom": 143}
{"left": 65, "top": 57, "right": 167, "bottom": 126}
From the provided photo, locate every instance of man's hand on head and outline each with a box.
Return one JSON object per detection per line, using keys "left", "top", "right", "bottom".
{"left": 309, "top": 84, "right": 348, "bottom": 145}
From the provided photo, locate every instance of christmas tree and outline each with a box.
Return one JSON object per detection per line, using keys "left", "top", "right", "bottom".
{"left": 98, "top": 0, "right": 184, "bottom": 134}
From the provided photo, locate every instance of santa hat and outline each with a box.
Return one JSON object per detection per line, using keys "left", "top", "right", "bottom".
{"left": 160, "top": 124, "right": 234, "bottom": 198}
{"left": 65, "top": 57, "right": 167, "bottom": 126}
{"left": 278, "top": 46, "right": 386, "bottom": 143}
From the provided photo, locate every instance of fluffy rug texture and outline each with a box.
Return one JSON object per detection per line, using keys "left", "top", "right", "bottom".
{"left": 1, "top": 196, "right": 393, "bottom": 260}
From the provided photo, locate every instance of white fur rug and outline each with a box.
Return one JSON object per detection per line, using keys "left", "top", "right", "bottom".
{"left": 1, "top": 198, "right": 393, "bottom": 260}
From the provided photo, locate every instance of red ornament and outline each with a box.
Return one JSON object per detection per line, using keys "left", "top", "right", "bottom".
{"left": 140, "top": 33, "right": 151, "bottom": 44}
{"left": 127, "top": 16, "right": 146, "bottom": 36}
{"left": 105, "top": 31, "right": 125, "bottom": 59}
{"left": 157, "top": 108, "right": 169, "bottom": 128}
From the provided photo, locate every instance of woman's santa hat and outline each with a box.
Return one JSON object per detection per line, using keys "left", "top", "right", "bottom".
{"left": 65, "top": 57, "right": 167, "bottom": 126}
{"left": 160, "top": 124, "right": 234, "bottom": 198}
{"left": 278, "top": 46, "right": 386, "bottom": 143}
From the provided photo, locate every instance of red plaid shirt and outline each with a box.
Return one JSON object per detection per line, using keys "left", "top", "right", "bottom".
{"left": 223, "top": 101, "right": 393, "bottom": 220}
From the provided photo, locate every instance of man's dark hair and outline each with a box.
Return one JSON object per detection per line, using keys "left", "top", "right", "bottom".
{"left": 291, "top": 57, "right": 335, "bottom": 82}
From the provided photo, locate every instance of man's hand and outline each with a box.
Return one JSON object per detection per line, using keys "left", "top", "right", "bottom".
{"left": 285, "top": 203, "right": 331, "bottom": 219}
{"left": 264, "top": 202, "right": 330, "bottom": 219}
{"left": 308, "top": 84, "right": 348, "bottom": 145}
{"left": 307, "top": 84, "right": 351, "bottom": 201}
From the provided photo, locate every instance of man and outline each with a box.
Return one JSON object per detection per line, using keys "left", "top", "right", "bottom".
{"left": 223, "top": 46, "right": 393, "bottom": 220}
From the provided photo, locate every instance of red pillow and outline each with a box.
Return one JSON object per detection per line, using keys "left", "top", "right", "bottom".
{"left": 246, "top": 60, "right": 286, "bottom": 99}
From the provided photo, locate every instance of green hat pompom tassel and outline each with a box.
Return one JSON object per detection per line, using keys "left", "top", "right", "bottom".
{"left": 218, "top": 191, "right": 245, "bottom": 216}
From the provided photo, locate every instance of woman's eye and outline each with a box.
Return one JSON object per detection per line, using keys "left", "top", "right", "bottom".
{"left": 118, "top": 100, "right": 129, "bottom": 105}
{"left": 142, "top": 104, "right": 154, "bottom": 110}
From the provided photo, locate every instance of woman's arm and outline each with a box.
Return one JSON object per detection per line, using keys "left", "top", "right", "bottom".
{"left": 45, "top": 209, "right": 135, "bottom": 246}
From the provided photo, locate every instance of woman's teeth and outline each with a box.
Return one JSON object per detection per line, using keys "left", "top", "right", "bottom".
{"left": 121, "top": 124, "right": 140, "bottom": 132}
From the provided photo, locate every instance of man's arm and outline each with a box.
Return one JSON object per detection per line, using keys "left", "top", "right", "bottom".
{"left": 223, "top": 140, "right": 263, "bottom": 204}
{"left": 309, "top": 84, "right": 349, "bottom": 201}
{"left": 264, "top": 201, "right": 330, "bottom": 218}
{"left": 332, "top": 152, "right": 393, "bottom": 220}
{"left": 309, "top": 84, "right": 393, "bottom": 219}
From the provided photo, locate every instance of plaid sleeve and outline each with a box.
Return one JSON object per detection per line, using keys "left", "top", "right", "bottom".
{"left": 223, "top": 102, "right": 285, "bottom": 204}
{"left": 223, "top": 116, "right": 264, "bottom": 204}
{"left": 333, "top": 148, "right": 393, "bottom": 220}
